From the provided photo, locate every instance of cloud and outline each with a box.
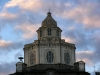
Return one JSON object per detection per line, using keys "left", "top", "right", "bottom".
{"left": 62, "top": 37, "right": 76, "bottom": 43}
{"left": 0, "top": 0, "right": 100, "bottom": 74}
{"left": 1, "top": 0, "right": 100, "bottom": 29}
{"left": 0, "top": 62, "right": 16, "bottom": 75}
{"left": 63, "top": 28, "right": 89, "bottom": 50}
{"left": 0, "top": 11, "right": 17, "bottom": 20}
{"left": 76, "top": 51, "right": 94, "bottom": 65}
{"left": 76, "top": 33, "right": 100, "bottom": 65}
{"left": 61, "top": 1, "right": 100, "bottom": 28}
{"left": 0, "top": 11, "right": 18, "bottom": 29}
{"left": 14, "top": 51, "right": 23, "bottom": 60}
{"left": 62, "top": 23, "right": 100, "bottom": 66}
{"left": 15, "top": 23, "right": 40, "bottom": 39}
{"left": 90, "top": 34, "right": 100, "bottom": 63}
{"left": 4, "top": 0, "right": 42, "bottom": 12}
{"left": 0, "top": 40, "right": 23, "bottom": 51}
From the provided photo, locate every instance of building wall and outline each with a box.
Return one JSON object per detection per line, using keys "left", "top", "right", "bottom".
{"left": 23, "top": 12, "right": 76, "bottom": 67}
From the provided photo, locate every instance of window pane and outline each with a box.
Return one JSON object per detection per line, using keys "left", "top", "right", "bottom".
{"left": 48, "top": 28, "right": 51, "bottom": 36}
{"left": 46, "top": 51, "right": 54, "bottom": 63}
{"left": 64, "top": 52, "right": 70, "bottom": 64}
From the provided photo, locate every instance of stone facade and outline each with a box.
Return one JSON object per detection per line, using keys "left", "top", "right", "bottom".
{"left": 9, "top": 12, "right": 90, "bottom": 75}
{"left": 10, "top": 64, "right": 90, "bottom": 75}
{"left": 23, "top": 12, "right": 76, "bottom": 67}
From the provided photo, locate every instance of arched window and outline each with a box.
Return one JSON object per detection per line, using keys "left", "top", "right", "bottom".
{"left": 48, "top": 28, "right": 51, "bottom": 36}
{"left": 40, "top": 30, "right": 42, "bottom": 37}
{"left": 46, "top": 51, "right": 54, "bottom": 63}
{"left": 64, "top": 52, "right": 70, "bottom": 64}
{"left": 30, "top": 52, "right": 36, "bottom": 65}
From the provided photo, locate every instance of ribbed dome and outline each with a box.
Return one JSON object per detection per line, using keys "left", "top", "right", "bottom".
{"left": 42, "top": 12, "right": 57, "bottom": 27}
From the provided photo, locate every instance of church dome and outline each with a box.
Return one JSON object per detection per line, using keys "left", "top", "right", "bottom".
{"left": 42, "top": 12, "right": 57, "bottom": 27}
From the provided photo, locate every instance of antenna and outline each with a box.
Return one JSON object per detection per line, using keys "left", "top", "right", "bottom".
{"left": 18, "top": 57, "right": 24, "bottom": 62}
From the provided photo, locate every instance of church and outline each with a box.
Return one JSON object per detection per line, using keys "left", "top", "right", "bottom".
{"left": 10, "top": 12, "right": 90, "bottom": 75}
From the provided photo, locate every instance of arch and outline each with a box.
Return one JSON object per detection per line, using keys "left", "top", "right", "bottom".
{"left": 46, "top": 51, "right": 54, "bottom": 63}
{"left": 64, "top": 52, "right": 70, "bottom": 65}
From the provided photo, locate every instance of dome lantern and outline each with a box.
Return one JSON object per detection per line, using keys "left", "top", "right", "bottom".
{"left": 42, "top": 12, "right": 57, "bottom": 27}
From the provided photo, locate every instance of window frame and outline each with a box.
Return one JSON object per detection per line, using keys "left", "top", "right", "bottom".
{"left": 48, "top": 28, "right": 51, "bottom": 36}
{"left": 46, "top": 51, "right": 54, "bottom": 63}
{"left": 64, "top": 52, "right": 70, "bottom": 65}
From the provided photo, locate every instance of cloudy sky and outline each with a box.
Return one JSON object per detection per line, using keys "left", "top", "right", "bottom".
{"left": 0, "top": 0, "right": 100, "bottom": 75}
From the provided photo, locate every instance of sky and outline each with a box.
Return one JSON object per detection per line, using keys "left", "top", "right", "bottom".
{"left": 0, "top": 0, "right": 100, "bottom": 75}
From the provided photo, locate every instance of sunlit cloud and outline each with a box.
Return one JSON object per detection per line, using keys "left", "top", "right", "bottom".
{"left": 62, "top": 37, "right": 76, "bottom": 43}
{"left": 0, "top": 12, "right": 17, "bottom": 19}
{"left": 15, "top": 24, "right": 40, "bottom": 39}
{"left": 76, "top": 51, "right": 94, "bottom": 65}
{"left": 0, "top": 40, "right": 23, "bottom": 51}
{"left": 0, "top": 40, "right": 12, "bottom": 49}
{"left": 4, "top": 0, "right": 42, "bottom": 12}
{"left": 61, "top": 2, "right": 100, "bottom": 28}
{"left": 0, "top": 0, "right": 100, "bottom": 75}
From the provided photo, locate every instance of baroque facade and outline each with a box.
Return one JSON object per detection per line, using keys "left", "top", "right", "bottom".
{"left": 24, "top": 12, "right": 76, "bottom": 66}
{"left": 10, "top": 12, "right": 90, "bottom": 75}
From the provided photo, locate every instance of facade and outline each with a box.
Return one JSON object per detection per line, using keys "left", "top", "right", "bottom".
{"left": 96, "top": 72, "right": 100, "bottom": 75}
{"left": 24, "top": 12, "right": 76, "bottom": 66}
{"left": 9, "top": 12, "right": 90, "bottom": 75}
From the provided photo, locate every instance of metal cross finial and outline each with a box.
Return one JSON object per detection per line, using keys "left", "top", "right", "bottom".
{"left": 49, "top": 9, "right": 50, "bottom": 12}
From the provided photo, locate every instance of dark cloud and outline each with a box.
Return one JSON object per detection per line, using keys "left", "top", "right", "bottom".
{"left": 75, "top": 33, "right": 100, "bottom": 65}
{"left": 63, "top": 26, "right": 90, "bottom": 50}
{"left": 90, "top": 35, "right": 100, "bottom": 63}
{"left": 14, "top": 51, "right": 23, "bottom": 60}
{"left": 62, "top": 23, "right": 100, "bottom": 65}
{"left": 0, "top": 62, "right": 16, "bottom": 75}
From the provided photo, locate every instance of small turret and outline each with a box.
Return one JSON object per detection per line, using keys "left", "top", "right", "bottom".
{"left": 16, "top": 57, "right": 27, "bottom": 72}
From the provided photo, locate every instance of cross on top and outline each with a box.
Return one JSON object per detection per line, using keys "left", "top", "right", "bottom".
{"left": 49, "top": 9, "right": 50, "bottom": 12}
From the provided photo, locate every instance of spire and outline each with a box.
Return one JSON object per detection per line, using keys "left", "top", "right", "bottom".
{"left": 49, "top": 9, "right": 50, "bottom": 12}
{"left": 47, "top": 11, "right": 51, "bottom": 16}
{"left": 47, "top": 9, "right": 51, "bottom": 16}
{"left": 42, "top": 12, "right": 57, "bottom": 27}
